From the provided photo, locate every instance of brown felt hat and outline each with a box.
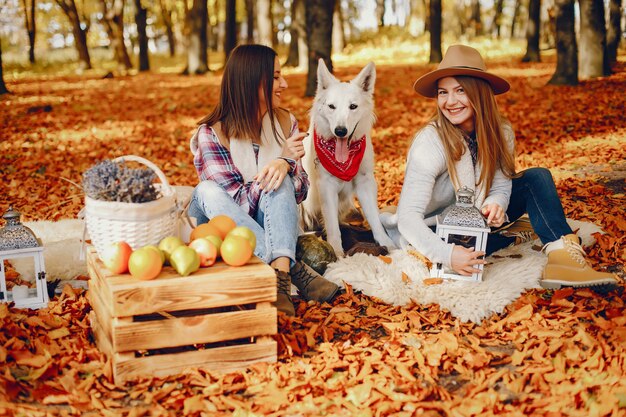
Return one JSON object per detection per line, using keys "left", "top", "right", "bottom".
{"left": 413, "top": 45, "right": 510, "bottom": 98}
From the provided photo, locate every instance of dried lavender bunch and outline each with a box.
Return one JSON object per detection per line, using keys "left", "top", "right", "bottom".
{"left": 83, "top": 160, "right": 160, "bottom": 203}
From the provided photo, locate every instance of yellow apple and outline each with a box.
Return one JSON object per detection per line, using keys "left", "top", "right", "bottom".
{"left": 226, "top": 226, "right": 256, "bottom": 251}
{"left": 221, "top": 235, "right": 253, "bottom": 267}
{"left": 144, "top": 245, "right": 165, "bottom": 265}
{"left": 128, "top": 247, "right": 163, "bottom": 280}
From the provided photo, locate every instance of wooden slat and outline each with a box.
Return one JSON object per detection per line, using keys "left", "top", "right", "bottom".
{"left": 89, "top": 311, "right": 113, "bottom": 360}
{"left": 87, "top": 246, "right": 277, "bottom": 317}
{"left": 88, "top": 280, "right": 113, "bottom": 340}
{"left": 112, "top": 308, "right": 277, "bottom": 352}
{"left": 113, "top": 340, "right": 277, "bottom": 383}
{"left": 86, "top": 248, "right": 114, "bottom": 304}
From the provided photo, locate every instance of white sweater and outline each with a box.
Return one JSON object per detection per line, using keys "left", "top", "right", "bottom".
{"left": 382, "top": 123, "right": 515, "bottom": 268}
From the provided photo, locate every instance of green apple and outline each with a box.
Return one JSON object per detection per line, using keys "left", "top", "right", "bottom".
{"left": 226, "top": 226, "right": 256, "bottom": 251}
{"left": 169, "top": 245, "right": 201, "bottom": 276}
{"left": 158, "top": 236, "right": 185, "bottom": 264}
{"left": 204, "top": 234, "right": 223, "bottom": 258}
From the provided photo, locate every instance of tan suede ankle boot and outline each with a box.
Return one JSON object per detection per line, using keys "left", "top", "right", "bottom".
{"left": 274, "top": 269, "right": 295, "bottom": 316}
{"left": 290, "top": 261, "right": 339, "bottom": 303}
{"left": 540, "top": 234, "right": 618, "bottom": 289}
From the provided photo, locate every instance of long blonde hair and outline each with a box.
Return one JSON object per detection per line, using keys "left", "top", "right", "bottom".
{"left": 434, "top": 76, "right": 516, "bottom": 193}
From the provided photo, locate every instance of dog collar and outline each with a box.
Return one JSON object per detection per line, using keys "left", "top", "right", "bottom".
{"left": 313, "top": 129, "right": 366, "bottom": 182}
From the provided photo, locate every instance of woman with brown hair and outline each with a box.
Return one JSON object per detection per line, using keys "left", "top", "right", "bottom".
{"left": 188, "top": 44, "right": 338, "bottom": 315}
{"left": 382, "top": 45, "right": 617, "bottom": 289}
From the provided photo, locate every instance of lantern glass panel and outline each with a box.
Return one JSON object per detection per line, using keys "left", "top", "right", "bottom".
{"left": 0, "top": 247, "right": 49, "bottom": 308}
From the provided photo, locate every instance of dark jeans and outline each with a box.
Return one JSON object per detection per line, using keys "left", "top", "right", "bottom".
{"left": 485, "top": 167, "right": 573, "bottom": 255}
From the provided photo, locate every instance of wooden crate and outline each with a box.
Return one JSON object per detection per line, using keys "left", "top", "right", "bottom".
{"left": 86, "top": 246, "right": 277, "bottom": 384}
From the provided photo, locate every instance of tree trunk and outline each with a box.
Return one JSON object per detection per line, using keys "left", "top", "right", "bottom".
{"left": 407, "top": 0, "right": 425, "bottom": 36}
{"left": 101, "top": 0, "right": 132, "bottom": 70}
{"left": 376, "top": 0, "right": 385, "bottom": 28}
{"left": 606, "top": 0, "right": 622, "bottom": 67}
{"left": 491, "top": 0, "right": 504, "bottom": 38}
{"left": 56, "top": 0, "right": 92, "bottom": 69}
{"left": 579, "top": 0, "right": 610, "bottom": 78}
{"left": 185, "top": 0, "right": 208, "bottom": 74}
{"left": 134, "top": 0, "right": 150, "bottom": 71}
{"left": 429, "top": 0, "right": 442, "bottom": 63}
{"left": 224, "top": 0, "right": 236, "bottom": 58}
{"left": 332, "top": 0, "right": 345, "bottom": 53}
{"left": 257, "top": 0, "right": 273, "bottom": 47}
{"left": 305, "top": 0, "right": 335, "bottom": 97}
{"left": 245, "top": 0, "right": 254, "bottom": 43}
{"left": 510, "top": 0, "right": 521, "bottom": 38}
{"left": 285, "top": 0, "right": 303, "bottom": 67}
{"left": 21, "top": 0, "right": 36, "bottom": 63}
{"left": 548, "top": 0, "right": 577, "bottom": 85}
{"left": 159, "top": 0, "right": 176, "bottom": 56}
{"left": 0, "top": 40, "right": 9, "bottom": 95}
{"left": 296, "top": 0, "right": 307, "bottom": 69}
{"left": 469, "top": 0, "right": 482, "bottom": 36}
{"left": 522, "top": 0, "right": 541, "bottom": 62}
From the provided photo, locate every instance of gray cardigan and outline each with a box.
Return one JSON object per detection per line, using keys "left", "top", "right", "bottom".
{"left": 392, "top": 123, "right": 515, "bottom": 268}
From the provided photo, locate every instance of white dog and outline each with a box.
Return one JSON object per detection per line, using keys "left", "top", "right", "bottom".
{"left": 300, "top": 59, "right": 395, "bottom": 257}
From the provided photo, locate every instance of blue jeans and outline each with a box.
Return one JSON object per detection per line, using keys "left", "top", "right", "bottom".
{"left": 188, "top": 179, "right": 299, "bottom": 265}
{"left": 486, "top": 167, "right": 573, "bottom": 254}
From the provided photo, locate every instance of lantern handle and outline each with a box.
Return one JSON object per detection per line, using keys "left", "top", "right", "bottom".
{"left": 112, "top": 155, "right": 173, "bottom": 194}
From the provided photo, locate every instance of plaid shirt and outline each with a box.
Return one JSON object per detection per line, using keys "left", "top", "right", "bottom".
{"left": 193, "top": 115, "right": 309, "bottom": 216}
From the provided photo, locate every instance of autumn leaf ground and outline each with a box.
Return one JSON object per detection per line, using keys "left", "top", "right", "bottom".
{"left": 1, "top": 41, "right": 625, "bottom": 416}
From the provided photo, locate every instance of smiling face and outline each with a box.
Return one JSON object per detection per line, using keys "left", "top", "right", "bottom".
{"left": 259, "top": 56, "right": 287, "bottom": 115}
{"left": 437, "top": 76, "right": 475, "bottom": 133}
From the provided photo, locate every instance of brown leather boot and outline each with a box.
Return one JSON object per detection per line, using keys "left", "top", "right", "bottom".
{"left": 541, "top": 234, "right": 618, "bottom": 289}
{"left": 290, "top": 261, "right": 339, "bottom": 303}
{"left": 274, "top": 269, "right": 295, "bottom": 316}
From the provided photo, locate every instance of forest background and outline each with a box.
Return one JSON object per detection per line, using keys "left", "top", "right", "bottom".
{"left": 1, "top": 0, "right": 625, "bottom": 415}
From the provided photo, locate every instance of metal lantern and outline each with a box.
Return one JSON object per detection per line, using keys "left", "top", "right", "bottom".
{"left": 430, "top": 187, "right": 490, "bottom": 282}
{"left": 0, "top": 206, "right": 49, "bottom": 309}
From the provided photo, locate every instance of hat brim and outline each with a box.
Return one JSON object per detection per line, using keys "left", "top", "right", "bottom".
{"left": 413, "top": 67, "right": 510, "bottom": 98}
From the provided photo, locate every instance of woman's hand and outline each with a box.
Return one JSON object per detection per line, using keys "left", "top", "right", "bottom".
{"left": 280, "top": 132, "right": 307, "bottom": 161}
{"left": 255, "top": 159, "right": 291, "bottom": 192}
{"left": 481, "top": 203, "right": 505, "bottom": 227}
{"left": 451, "top": 245, "right": 486, "bottom": 276}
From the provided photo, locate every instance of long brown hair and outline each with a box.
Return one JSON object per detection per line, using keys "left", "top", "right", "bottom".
{"left": 434, "top": 76, "right": 516, "bottom": 193}
{"left": 198, "top": 44, "right": 279, "bottom": 143}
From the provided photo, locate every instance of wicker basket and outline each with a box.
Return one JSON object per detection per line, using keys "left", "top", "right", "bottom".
{"left": 84, "top": 155, "right": 180, "bottom": 258}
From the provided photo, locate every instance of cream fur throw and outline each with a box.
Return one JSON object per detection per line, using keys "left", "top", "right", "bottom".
{"left": 323, "top": 219, "right": 602, "bottom": 324}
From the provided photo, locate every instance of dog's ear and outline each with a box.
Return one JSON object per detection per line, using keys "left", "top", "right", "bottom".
{"left": 316, "top": 58, "right": 338, "bottom": 93}
{"left": 351, "top": 62, "right": 376, "bottom": 95}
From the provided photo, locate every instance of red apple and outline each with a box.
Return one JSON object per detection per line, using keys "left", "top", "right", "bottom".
{"left": 128, "top": 247, "right": 163, "bottom": 280}
{"left": 188, "top": 238, "right": 218, "bottom": 267}
{"left": 100, "top": 241, "right": 133, "bottom": 274}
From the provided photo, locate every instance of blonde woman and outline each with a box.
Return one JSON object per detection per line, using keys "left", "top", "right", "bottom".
{"left": 382, "top": 45, "right": 617, "bottom": 289}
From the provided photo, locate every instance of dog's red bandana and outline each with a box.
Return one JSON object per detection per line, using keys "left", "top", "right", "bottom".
{"left": 313, "top": 129, "right": 366, "bottom": 182}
